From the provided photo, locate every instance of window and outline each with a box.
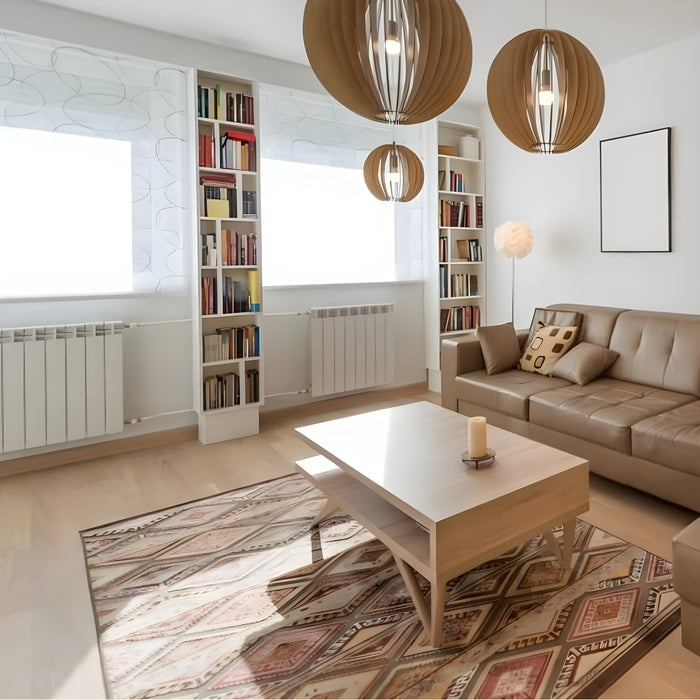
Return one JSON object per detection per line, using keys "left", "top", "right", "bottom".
{"left": 0, "top": 126, "right": 132, "bottom": 297}
{"left": 260, "top": 84, "right": 422, "bottom": 287}
{"left": 0, "top": 32, "right": 188, "bottom": 299}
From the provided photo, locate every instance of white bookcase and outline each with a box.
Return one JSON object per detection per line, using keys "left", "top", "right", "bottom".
{"left": 425, "top": 120, "right": 486, "bottom": 392}
{"left": 194, "top": 71, "right": 263, "bottom": 444}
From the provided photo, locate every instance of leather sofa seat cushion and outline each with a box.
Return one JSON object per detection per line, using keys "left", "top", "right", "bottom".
{"left": 456, "top": 370, "right": 571, "bottom": 420}
{"left": 632, "top": 401, "right": 700, "bottom": 478}
{"left": 529, "top": 377, "right": 696, "bottom": 454}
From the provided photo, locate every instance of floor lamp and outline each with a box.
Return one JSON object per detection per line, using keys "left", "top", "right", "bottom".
{"left": 494, "top": 221, "right": 534, "bottom": 323}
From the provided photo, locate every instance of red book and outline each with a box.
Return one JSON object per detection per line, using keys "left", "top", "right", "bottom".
{"left": 223, "top": 130, "right": 256, "bottom": 143}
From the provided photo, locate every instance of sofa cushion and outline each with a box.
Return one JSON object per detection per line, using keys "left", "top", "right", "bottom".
{"left": 526, "top": 308, "right": 583, "bottom": 347}
{"left": 529, "top": 377, "right": 696, "bottom": 454}
{"left": 518, "top": 324, "right": 579, "bottom": 375}
{"left": 456, "top": 369, "right": 571, "bottom": 420}
{"left": 551, "top": 342, "right": 619, "bottom": 385}
{"left": 607, "top": 310, "right": 700, "bottom": 396}
{"left": 477, "top": 322, "right": 521, "bottom": 375}
{"left": 632, "top": 401, "right": 700, "bottom": 478}
{"left": 546, "top": 304, "right": 627, "bottom": 347}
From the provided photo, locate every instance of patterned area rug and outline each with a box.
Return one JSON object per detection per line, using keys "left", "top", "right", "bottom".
{"left": 81, "top": 474, "right": 679, "bottom": 699}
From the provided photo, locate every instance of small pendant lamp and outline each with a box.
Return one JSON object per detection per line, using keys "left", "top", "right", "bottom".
{"left": 363, "top": 142, "right": 424, "bottom": 202}
{"left": 303, "top": 0, "right": 472, "bottom": 126}
{"left": 487, "top": 7, "right": 604, "bottom": 154}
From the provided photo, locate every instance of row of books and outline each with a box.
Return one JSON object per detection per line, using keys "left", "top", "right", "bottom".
{"left": 438, "top": 170, "right": 469, "bottom": 193}
{"left": 221, "top": 131, "right": 257, "bottom": 171}
{"left": 457, "top": 238, "right": 483, "bottom": 261}
{"left": 197, "top": 84, "right": 254, "bottom": 125}
{"left": 222, "top": 277, "right": 252, "bottom": 315}
{"left": 451, "top": 273, "right": 479, "bottom": 298}
{"left": 201, "top": 276, "right": 217, "bottom": 315}
{"left": 199, "top": 133, "right": 216, "bottom": 168}
{"left": 441, "top": 305, "right": 481, "bottom": 333}
{"left": 222, "top": 229, "right": 257, "bottom": 266}
{"left": 245, "top": 368, "right": 260, "bottom": 404}
{"left": 203, "top": 372, "right": 240, "bottom": 410}
{"left": 201, "top": 233, "right": 217, "bottom": 267}
{"left": 202, "top": 271, "right": 261, "bottom": 315}
{"left": 440, "top": 200, "right": 470, "bottom": 228}
{"left": 199, "top": 172, "right": 237, "bottom": 218}
{"left": 439, "top": 238, "right": 483, "bottom": 263}
{"left": 439, "top": 267, "right": 479, "bottom": 298}
{"left": 476, "top": 201, "right": 484, "bottom": 228}
{"left": 242, "top": 190, "right": 257, "bottom": 218}
{"left": 202, "top": 325, "right": 261, "bottom": 363}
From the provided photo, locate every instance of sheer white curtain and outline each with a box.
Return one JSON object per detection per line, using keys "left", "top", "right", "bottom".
{"left": 0, "top": 30, "right": 189, "bottom": 297}
{"left": 259, "top": 84, "right": 424, "bottom": 287}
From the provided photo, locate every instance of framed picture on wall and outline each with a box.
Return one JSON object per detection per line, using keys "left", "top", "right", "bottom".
{"left": 600, "top": 127, "right": 671, "bottom": 252}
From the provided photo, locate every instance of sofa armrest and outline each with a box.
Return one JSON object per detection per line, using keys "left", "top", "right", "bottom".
{"left": 441, "top": 335, "right": 485, "bottom": 411}
{"left": 440, "top": 328, "right": 530, "bottom": 411}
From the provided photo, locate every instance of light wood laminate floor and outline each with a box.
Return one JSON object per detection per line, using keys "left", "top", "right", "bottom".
{"left": 1, "top": 385, "right": 700, "bottom": 699}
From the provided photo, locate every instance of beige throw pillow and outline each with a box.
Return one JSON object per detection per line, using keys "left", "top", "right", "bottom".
{"left": 551, "top": 342, "right": 619, "bottom": 385}
{"left": 477, "top": 322, "right": 521, "bottom": 375}
{"left": 526, "top": 308, "right": 583, "bottom": 347}
{"left": 518, "top": 324, "right": 578, "bottom": 375}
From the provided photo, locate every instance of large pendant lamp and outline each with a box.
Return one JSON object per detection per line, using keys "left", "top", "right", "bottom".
{"left": 487, "top": 27, "right": 605, "bottom": 154}
{"left": 363, "top": 142, "right": 424, "bottom": 202}
{"left": 303, "top": 0, "right": 472, "bottom": 126}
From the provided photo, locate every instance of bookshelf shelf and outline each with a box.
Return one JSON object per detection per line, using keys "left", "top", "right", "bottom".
{"left": 438, "top": 189, "right": 481, "bottom": 197}
{"left": 198, "top": 116, "right": 255, "bottom": 132}
{"left": 203, "top": 356, "right": 261, "bottom": 368}
{"left": 195, "top": 71, "right": 263, "bottom": 442}
{"left": 200, "top": 216, "right": 259, "bottom": 223}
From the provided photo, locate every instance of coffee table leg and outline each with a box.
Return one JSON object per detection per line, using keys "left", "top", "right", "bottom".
{"left": 392, "top": 555, "right": 433, "bottom": 645}
{"left": 562, "top": 518, "right": 576, "bottom": 569}
{"left": 430, "top": 579, "right": 447, "bottom": 648}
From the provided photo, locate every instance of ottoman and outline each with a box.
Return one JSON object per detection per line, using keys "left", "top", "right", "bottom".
{"left": 673, "top": 518, "right": 700, "bottom": 655}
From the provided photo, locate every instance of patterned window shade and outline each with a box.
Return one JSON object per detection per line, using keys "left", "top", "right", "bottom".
{"left": 0, "top": 30, "right": 188, "bottom": 295}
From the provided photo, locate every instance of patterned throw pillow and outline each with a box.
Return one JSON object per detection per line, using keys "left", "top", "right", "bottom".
{"left": 518, "top": 323, "right": 579, "bottom": 375}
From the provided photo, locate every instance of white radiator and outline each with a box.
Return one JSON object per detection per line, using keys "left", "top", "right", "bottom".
{"left": 310, "top": 304, "right": 394, "bottom": 398}
{"left": 0, "top": 323, "right": 124, "bottom": 453}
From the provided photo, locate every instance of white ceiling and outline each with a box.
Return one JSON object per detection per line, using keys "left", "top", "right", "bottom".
{"left": 33, "top": 0, "right": 700, "bottom": 104}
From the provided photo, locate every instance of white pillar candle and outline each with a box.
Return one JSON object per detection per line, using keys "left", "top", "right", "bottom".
{"left": 468, "top": 416, "right": 488, "bottom": 459}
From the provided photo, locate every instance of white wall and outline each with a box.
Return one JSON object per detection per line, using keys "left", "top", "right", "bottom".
{"left": 484, "top": 32, "right": 700, "bottom": 330}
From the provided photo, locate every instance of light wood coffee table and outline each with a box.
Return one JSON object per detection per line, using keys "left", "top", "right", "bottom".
{"left": 295, "top": 401, "right": 589, "bottom": 648}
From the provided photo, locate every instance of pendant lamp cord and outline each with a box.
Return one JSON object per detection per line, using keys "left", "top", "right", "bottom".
{"left": 544, "top": 0, "right": 548, "bottom": 28}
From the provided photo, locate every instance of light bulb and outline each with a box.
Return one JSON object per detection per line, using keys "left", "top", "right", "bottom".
{"left": 385, "top": 171, "right": 401, "bottom": 183}
{"left": 538, "top": 66, "right": 553, "bottom": 106}
{"left": 538, "top": 89, "right": 553, "bottom": 106}
{"left": 385, "top": 37, "right": 401, "bottom": 55}
{"left": 385, "top": 19, "right": 400, "bottom": 55}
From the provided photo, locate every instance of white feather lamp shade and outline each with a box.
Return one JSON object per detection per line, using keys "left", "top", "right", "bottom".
{"left": 494, "top": 221, "right": 534, "bottom": 259}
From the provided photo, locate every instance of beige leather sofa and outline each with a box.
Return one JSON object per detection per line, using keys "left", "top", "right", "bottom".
{"left": 441, "top": 303, "right": 700, "bottom": 512}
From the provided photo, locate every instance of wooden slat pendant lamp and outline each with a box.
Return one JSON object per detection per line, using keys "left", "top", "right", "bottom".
{"left": 363, "top": 142, "right": 424, "bottom": 202}
{"left": 487, "top": 28, "right": 605, "bottom": 154}
{"left": 303, "top": 0, "right": 472, "bottom": 125}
